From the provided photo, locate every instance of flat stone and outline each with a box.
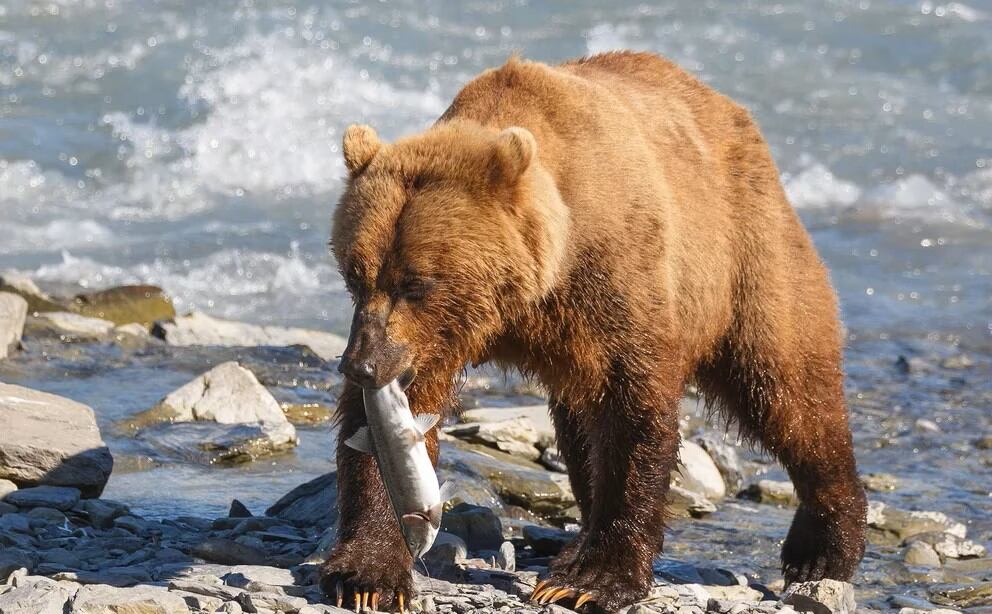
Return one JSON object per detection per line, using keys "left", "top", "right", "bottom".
{"left": 0, "top": 292, "right": 27, "bottom": 360}
{"left": 867, "top": 501, "right": 967, "bottom": 540}
{"left": 783, "top": 580, "right": 856, "bottom": 614}
{"left": 221, "top": 565, "right": 295, "bottom": 589}
{"left": 0, "top": 384, "right": 113, "bottom": 497}
{"left": 0, "top": 512, "right": 31, "bottom": 533}
{"left": 35, "top": 312, "right": 115, "bottom": 336}
{"left": 71, "top": 584, "right": 190, "bottom": 614}
{"left": 441, "top": 441, "right": 575, "bottom": 519}
{"left": 73, "top": 498, "right": 130, "bottom": 529}
{"left": 444, "top": 417, "right": 543, "bottom": 460}
{"left": 5, "top": 485, "right": 80, "bottom": 511}
{"left": 908, "top": 531, "right": 987, "bottom": 559}
{"left": 137, "top": 421, "right": 298, "bottom": 465}
{"left": 192, "top": 538, "right": 269, "bottom": 566}
{"left": 673, "top": 440, "right": 726, "bottom": 500}
{"left": 0, "top": 580, "right": 75, "bottom": 614}
{"left": 928, "top": 581, "right": 992, "bottom": 608}
{"left": 152, "top": 311, "right": 346, "bottom": 362}
{"left": 459, "top": 406, "right": 555, "bottom": 445}
{"left": 70, "top": 285, "right": 175, "bottom": 326}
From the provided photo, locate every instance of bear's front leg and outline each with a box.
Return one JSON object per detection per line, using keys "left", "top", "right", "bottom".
{"left": 533, "top": 370, "right": 684, "bottom": 611}
{"left": 320, "top": 383, "right": 414, "bottom": 611}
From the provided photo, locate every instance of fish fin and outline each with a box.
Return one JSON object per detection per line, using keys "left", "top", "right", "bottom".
{"left": 428, "top": 501, "right": 443, "bottom": 530}
{"left": 400, "top": 428, "right": 422, "bottom": 446}
{"left": 344, "top": 427, "right": 373, "bottom": 454}
{"left": 438, "top": 480, "right": 460, "bottom": 502}
{"left": 413, "top": 413, "right": 440, "bottom": 436}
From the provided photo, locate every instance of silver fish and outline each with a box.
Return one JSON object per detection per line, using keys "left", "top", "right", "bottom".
{"left": 345, "top": 378, "right": 453, "bottom": 559}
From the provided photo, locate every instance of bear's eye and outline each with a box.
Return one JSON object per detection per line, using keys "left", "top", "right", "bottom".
{"left": 397, "top": 276, "right": 433, "bottom": 302}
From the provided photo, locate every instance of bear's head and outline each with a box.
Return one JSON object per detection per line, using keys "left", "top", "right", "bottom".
{"left": 331, "top": 120, "right": 569, "bottom": 388}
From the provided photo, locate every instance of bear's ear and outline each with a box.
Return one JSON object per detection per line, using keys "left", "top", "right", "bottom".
{"left": 490, "top": 127, "right": 537, "bottom": 185}
{"left": 342, "top": 124, "right": 382, "bottom": 174}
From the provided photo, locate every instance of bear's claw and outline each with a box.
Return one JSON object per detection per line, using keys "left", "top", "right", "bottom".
{"left": 529, "top": 583, "right": 597, "bottom": 609}
{"left": 328, "top": 584, "right": 398, "bottom": 612}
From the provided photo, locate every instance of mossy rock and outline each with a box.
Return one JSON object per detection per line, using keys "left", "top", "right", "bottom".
{"left": 70, "top": 285, "right": 175, "bottom": 326}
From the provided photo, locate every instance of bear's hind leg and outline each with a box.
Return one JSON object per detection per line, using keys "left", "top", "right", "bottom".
{"left": 532, "top": 359, "right": 684, "bottom": 610}
{"left": 698, "top": 340, "right": 867, "bottom": 585}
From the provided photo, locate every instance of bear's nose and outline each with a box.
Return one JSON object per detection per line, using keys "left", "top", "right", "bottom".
{"left": 338, "top": 356, "right": 377, "bottom": 387}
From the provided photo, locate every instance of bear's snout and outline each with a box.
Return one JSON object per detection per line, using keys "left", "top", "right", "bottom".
{"left": 340, "top": 302, "right": 412, "bottom": 389}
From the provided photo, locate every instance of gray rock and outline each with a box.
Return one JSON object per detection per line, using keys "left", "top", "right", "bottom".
{"left": 0, "top": 293, "right": 27, "bottom": 360}
{"left": 26, "top": 506, "right": 67, "bottom": 525}
{"left": 0, "top": 550, "right": 35, "bottom": 582}
{"left": 458, "top": 406, "right": 555, "bottom": 447}
{"left": 441, "top": 503, "right": 504, "bottom": 551}
{"left": 0, "top": 580, "right": 75, "bottom": 614}
{"left": 71, "top": 584, "right": 190, "bottom": 613}
{"left": 73, "top": 498, "right": 130, "bottom": 529}
{"left": 497, "top": 541, "right": 516, "bottom": 572}
{"left": 192, "top": 538, "right": 269, "bottom": 566}
{"left": 867, "top": 501, "right": 967, "bottom": 540}
{"left": 908, "top": 531, "right": 987, "bottom": 559}
{"left": 904, "top": 542, "right": 942, "bottom": 568}
{"left": 0, "top": 512, "right": 31, "bottom": 533}
{"left": 522, "top": 525, "right": 574, "bottom": 557}
{"left": 928, "top": 581, "right": 992, "bottom": 608}
{"left": 783, "top": 580, "right": 856, "bottom": 614}
{"left": 229, "top": 499, "right": 253, "bottom": 518}
{"left": 673, "top": 440, "right": 726, "bottom": 500}
{"left": 266, "top": 472, "right": 337, "bottom": 529}
{"left": 236, "top": 591, "right": 307, "bottom": 612}
{"left": 221, "top": 565, "right": 295, "bottom": 589}
{"left": 157, "top": 361, "right": 289, "bottom": 426}
{"left": 5, "top": 485, "right": 80, "bottom": 511}
{"left": 445, "top": 417, "right": 543, "bottom": 460}
{"left": 0, "top": 384, "right": 113, "bottom": 497}
{"left": 424, "top": 531, "right": 469, "bottom": 570}
{"left": 738, "top": 480, "right": 797, "bottom": 506}
{"left": 693, "top": 433, "right": 745, "bottom": 492}
{"left": 668, "top": 485, "right": 718, "bottom": 518}
{"left": 861, "top": 472, "right": 899, "bottom": 493}
{"left": 138, "top": 421, "right": 298, "bottom": 465}
{"left": 152, "top": 312, "right": 347, "bottom": 362}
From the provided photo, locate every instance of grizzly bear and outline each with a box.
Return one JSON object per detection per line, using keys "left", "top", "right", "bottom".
{"left": 323, "top": 51, "right": 867, "bottom": 612}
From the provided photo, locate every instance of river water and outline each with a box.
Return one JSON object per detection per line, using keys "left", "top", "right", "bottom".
{"left": 1, "top": 0, "right": 990, "bottom": 607}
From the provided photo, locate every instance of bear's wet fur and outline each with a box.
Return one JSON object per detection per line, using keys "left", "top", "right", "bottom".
{"left": 322, "top": 52, "right": 867, "bottom": 611}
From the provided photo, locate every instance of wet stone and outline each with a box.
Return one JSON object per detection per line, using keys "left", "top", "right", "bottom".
{"left": 522, "top": 525, "right": 574, "bottom": 557}
{"left": 229, "top": 499, "right": 253, "bottom": 518}
{"left": 192, "top": 537, "right": 270, "bottom": 566}
{"left": 928, "top": 581, "right": 992, "bottom": 608}
{"left": 441, "top": 503, "right": 505, "bottom": 551}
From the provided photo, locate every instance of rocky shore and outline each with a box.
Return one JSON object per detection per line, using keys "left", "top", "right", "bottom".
{"left": 1, "top": 276, "right": 990, "bottom": 613}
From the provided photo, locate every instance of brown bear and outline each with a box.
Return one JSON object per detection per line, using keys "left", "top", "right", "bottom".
{"left": 323, "top": 51, "right": 867, "bottom": 612}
